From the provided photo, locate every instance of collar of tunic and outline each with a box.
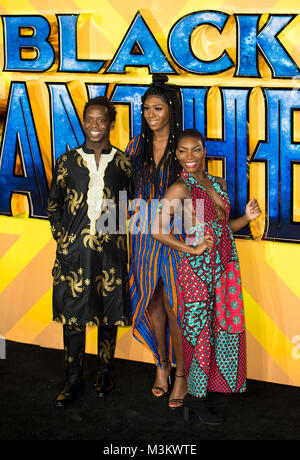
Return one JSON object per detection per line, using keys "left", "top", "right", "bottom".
{"left": 81, "top": 142, "right": 112, "bottom": 155}
{"left": 77, "top": 146, "right": 117, "bottom": 235}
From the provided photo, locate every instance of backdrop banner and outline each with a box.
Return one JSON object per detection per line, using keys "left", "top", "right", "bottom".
{"left": 0, "top": 0, "right": 299, "bottom": 387}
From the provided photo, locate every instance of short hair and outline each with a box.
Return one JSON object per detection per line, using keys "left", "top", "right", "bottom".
{"left": 83, "top": 96, "right": 116, "bottom": 123}
{"left": 177, "top": 129, "right": 205, "bottom": 148}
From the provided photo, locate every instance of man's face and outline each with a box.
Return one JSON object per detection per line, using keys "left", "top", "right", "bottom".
{"left": 83, "top": 105, "right": 114, "bottom": 144}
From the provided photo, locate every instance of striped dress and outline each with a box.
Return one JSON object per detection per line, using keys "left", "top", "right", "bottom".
{"left": 125, "top": 135, "right": 181, "bottom": 364}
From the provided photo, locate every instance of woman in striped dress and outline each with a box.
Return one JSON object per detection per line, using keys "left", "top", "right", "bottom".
{"left": 125, "top": 75, "right": 187, "bottom": 408}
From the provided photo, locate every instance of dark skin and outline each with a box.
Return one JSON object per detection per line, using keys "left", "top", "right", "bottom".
{"left": 152, "top": 134, "right": 261, "bottom": 270}
{"left": 143, "top": 94, "right": 170, "bottom": 164}
{"left": 152, "top": 135, "right": 261, "bottom": 403}
{"left": 143, "top": 94, "right": 187, "bottom": 407}
{"left": 83, "top": 105, "right": 115, "bottom": 169}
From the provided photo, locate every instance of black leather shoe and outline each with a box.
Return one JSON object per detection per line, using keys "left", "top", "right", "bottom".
{"left": 54, "top": 380, "right": 85, "bottom": 407}
{"left": 95, "top": 372, "right": 114, "bottom": 398}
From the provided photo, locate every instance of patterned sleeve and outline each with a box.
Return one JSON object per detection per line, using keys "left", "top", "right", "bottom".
{"left": 125, "top": 134, "right": 141, "bottom": 158}
{"left": 47, "top": 155, "right": 68, "bottom": 241}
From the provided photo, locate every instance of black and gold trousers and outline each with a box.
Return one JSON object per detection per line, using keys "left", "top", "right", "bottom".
{"left": 63, "top": 324, "right": 118, "bottom": 384}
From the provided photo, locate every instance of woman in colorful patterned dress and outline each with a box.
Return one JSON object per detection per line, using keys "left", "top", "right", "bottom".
{"left": 125, "top": 75, "right": 188, "bottom": 408}
{"left": 152, "top": 129, "right": 261, "bottom": 424}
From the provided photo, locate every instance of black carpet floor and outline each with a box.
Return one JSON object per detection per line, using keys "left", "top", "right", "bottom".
{"left": 1, "top": 340, "right": 299, "bottom": 444}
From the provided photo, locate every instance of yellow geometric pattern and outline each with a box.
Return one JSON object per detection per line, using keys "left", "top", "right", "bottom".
{"left": 1, "top": 0, "right": 300, "bottom": 387}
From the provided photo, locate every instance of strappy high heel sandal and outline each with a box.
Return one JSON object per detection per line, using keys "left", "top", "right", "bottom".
{"left": 152, "top": 359, "right": 171, "bottom": 398}
{"left": 168, "top": 374, "right": 187, "bottom": 409}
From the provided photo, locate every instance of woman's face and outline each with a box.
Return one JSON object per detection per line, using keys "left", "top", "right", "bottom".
{"left": 176, "top": 135, "right": 206, "bottom": 174}
{"left": 143, "top": 95, "right": 170, "bottom": 132}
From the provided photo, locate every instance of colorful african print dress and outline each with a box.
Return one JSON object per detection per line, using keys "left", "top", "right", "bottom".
{"left": 125, "top": 135, "right": 181, "bottom": 364}
{"left": 177, "top": 170, "right": 246, "bottom": 398}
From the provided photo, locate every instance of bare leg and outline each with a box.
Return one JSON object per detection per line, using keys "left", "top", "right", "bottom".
{"left": 148, "top": 279, "right": 167, "bottom": 360}
{"left": 162, "top": 285, "right": 188, "bottom": 407}
{"left": 148, "top": 279, "right": 187, "bottom": 403}
{"left": 148, "top": 279, "right": 170, "bottom": 396}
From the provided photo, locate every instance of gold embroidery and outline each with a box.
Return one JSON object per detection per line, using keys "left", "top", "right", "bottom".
{"left": 60, "top": 154, "right": 68, "bottom": 163}
{"left": 114, "top": 319, "right": 127, "bottom": 326}
{"left": 68, "top": 234, "right": 76, "bottom": 244}
{"left": 103, "top": 316, "right": 109, "bottom": 325}
{"left": 65, "top": 188, "right": 84, "bottom": 215}
{"left": 116, "top": 234, "right": 127, "bottom": 252}
{"left": 115, "top": 152, "right": 132, "bottom": 176}
{"left": 52, "top": 259, "right": 62, "bottom": 286}
{"left": 65, "top": 268, "right": 85, "bottom": 298}
{"left": 96, "top": 268, "right": 122, "bottom": 296}
{"left": 102, "top": 186, "right": 116, "bottom": 213}
{"left": 69, "top": 317, "right": 77, "bottom": 325}
{"left": 86, "top": 316, "right": 100, "bottom": 327}
{"left": 98, "top": 337, "right": 115, "bottom": 364}
{"left": 103, "top": 186, "right": 113, "bottom": 200}
{"left": 57, "top": 228, "right": 76, "bottom": 255}
{"left": 54, "top": 314, "right": 66, "bottom": 324}
{"left": 103, "top": 233, "right": 110, "bottom": 243}
{"left": 77, "top": 147, "right": 116, "bottom": 235}
{"left": 48, "top": 200, "right": 58, "bottom": 213}
{"left": 81, "top": 228, "right": 103, "bottom": 251}
{"left": 56, "top": 166, "right": 68, "bottom": 188}
{"left": 81, "top": 228, "right": 110, "bottom": 251}
{"left": 76, "top": 152, "right": 87, "bottom": 169}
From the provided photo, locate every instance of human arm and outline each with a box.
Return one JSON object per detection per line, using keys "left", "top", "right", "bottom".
{"left": 229, "top": 198, "right": 261, "bottom": 233}
{"left": 151, "top": 181, "right": 214, "bottom": 255}
{"left": 47, "top": 157, "right": 67, "bottom": 241}
{"left": 214, "top": 177, "right": 261, "bottom": 233}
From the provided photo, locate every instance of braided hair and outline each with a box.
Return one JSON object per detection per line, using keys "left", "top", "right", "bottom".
{"left": 133, "top": 74, "right": 183, "bottom": 198}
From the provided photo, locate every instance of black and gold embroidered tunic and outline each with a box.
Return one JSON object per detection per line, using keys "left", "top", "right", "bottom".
{"left": 47, "top": 144, "right": 132, "bottom": 327}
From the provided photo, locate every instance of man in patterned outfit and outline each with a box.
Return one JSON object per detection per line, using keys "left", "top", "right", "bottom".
{"left": 48, "top": 96, "right": 132, "bottom": 407}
